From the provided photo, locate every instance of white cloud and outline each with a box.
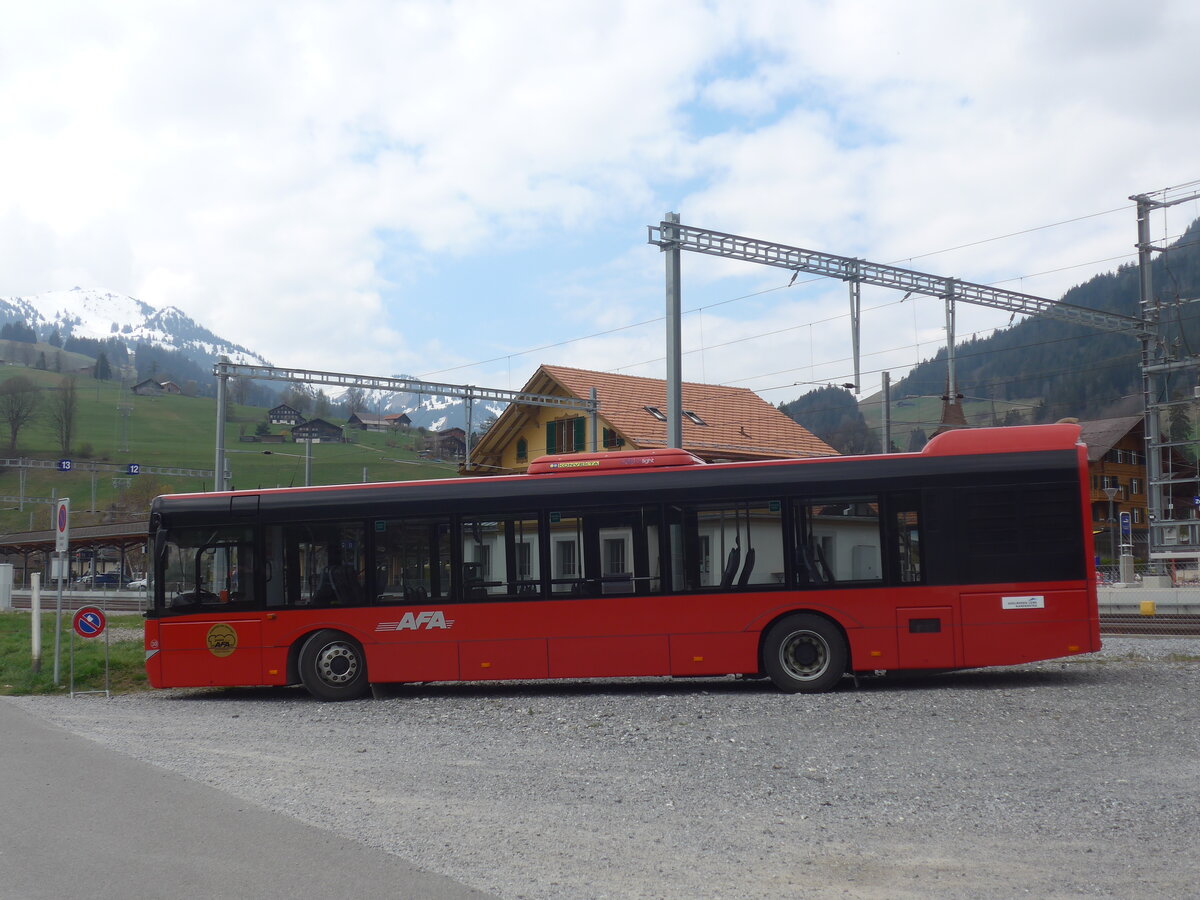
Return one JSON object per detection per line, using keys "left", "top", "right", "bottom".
{"left": 0, "top": 0, "right": 1196, "bottom": 401}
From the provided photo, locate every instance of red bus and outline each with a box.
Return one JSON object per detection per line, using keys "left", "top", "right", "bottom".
{"left": 144, "top": 423, "right": 1100, "bottom": 700}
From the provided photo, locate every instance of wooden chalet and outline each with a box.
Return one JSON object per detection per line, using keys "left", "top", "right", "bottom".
{"left": 291, "top": 418, "right": 344, "bottom": 443}
{"left": 131, "top": 379, "right": 166, "bottom": 396}
{"left": 430, "top": 427, "right": 467, "bottom": 460}
{"left": 346, "top": 412, "right": 392, "bottom": 432}
{"left": 269, "top": 404, "right": 305, "bottom": 425}
{"left": 466, "top": 364, "right": 837, "bottom": 475}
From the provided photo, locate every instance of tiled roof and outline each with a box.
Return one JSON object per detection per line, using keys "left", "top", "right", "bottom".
{"left": 348, "top": 412, "right": 391, "bottom": 426}
{"left": 533, "top": 365, "right": 837, "bottom": 460}
{"left": 1078, "top": 416, "right": 1143, "bottom": 461}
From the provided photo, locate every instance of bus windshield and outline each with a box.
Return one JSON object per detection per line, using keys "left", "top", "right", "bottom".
{"left": 161, "top": 525, "right": 256, "bottom": 609}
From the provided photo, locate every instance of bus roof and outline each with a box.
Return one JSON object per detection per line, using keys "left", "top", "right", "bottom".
{"left": 159, "top": 423, "right": 1083, "bottom": 508}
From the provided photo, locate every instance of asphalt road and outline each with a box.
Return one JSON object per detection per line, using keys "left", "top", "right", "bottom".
{"left": 0, "top": 699, "right": 496, "bottom": 900}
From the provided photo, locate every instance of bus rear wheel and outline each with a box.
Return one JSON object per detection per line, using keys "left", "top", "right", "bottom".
{"left": 762, "top": 614, "right": 847, "bottom": 693}
{"left": 298, "top": 629, "right": 369, "bottom": 701}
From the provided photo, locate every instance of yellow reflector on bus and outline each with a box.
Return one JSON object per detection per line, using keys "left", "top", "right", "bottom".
{"left": 480, "top": 662, "right": 491, "bottom": 668}
{"left": 692, "top": 656, "right": 704, "bottom": 662}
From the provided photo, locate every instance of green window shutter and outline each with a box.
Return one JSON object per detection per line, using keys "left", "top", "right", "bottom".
{"left": 573, "top": 417, "right": 586, "bottom": 452}
{"left": 546, "top": 420, "right": 557, "bottom": 454}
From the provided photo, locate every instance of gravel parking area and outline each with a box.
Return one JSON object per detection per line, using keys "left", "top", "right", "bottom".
{"left": 11, "top": 638, "right": 1200, "bottom": 899}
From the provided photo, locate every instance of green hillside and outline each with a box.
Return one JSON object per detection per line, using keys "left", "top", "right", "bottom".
{"left": 781, "top": 217, "right": 1200, "bottom": 453}
{"left": 859, "top": 392, "right": 1043, "bottom": 436}
{"left": 887, "top": 217, "right": 1200, "bottom": 421}
{"left": 0, "top": 369, "right": 461, "bottom": 535}
{"left": 0, "top": 338, "right": 94, "bottom": 372}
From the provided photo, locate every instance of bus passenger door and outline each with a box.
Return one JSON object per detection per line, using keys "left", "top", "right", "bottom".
{"left": 895, "top": 607, "right": 956, "bottom": 669}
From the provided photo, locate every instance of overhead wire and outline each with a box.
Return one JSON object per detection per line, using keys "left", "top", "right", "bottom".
{"left": 418, "top": 204, "right": 1153, "bottom": 385}
{"left": 407, "top": 202, "right": 1199, "bottom": 450}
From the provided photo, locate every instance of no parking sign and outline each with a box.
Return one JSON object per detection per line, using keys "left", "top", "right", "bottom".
{"left": 69, "top": 605, "right": 111, "bottom": 698}
{"left": 55, "top": 498, "right": 70, "bottom": 552}
{"left": 72, "top": 606, "right": 106, "bottom": 639}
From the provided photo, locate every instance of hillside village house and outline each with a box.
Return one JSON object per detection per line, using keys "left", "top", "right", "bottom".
{"left": 291, "top": 418, "right": 344, "bottom": 443}
{"left": 1079, "top": 415, "right": 1198, "bottom": 563}
{"left": 465, "top": 364, "right": 837, "bottom": 476}
{"left": 269, "top": 404, "right": 305, "bottom": 425}
{"left": 430, "top": 427, "right": 467, "bottom": 460}
{"left": 131, "top": 378, "right": 182, "bottom": 396}
{"left": 347, "top": 412, "right": 392, "bottom": 431}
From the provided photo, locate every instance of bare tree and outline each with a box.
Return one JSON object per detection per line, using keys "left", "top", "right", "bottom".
{"left": 344, "top": 386, "right": 367, "bottom": 417}
{"left": 314, "top": 390, "right": 332, "bottom": 418}
{"left": 49, "top": 375, "right": 79, "bottom": 453}
{"left": 0, "top": 376, "right": 41, "bottom": 452}
{"left": 283, "top": 384, "right": 313, "bottom": 414}
{"left": 231, "top": 374, "right": 253, "bottom": 405}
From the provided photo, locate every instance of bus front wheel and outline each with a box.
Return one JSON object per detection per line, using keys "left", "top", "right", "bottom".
{"left": 762, "top": 614, "right": 847, "bottom": 693}
{"left": 298, "top": 629, "right": 369, "bottom": 701}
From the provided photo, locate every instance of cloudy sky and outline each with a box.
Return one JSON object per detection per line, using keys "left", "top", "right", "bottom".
{"left": 2, "top": 0, "right": 1198, "bottom": 406}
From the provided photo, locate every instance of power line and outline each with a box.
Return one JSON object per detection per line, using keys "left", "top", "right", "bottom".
{"left": 419, "top": 205, "right": 1156, "bottom": 382}
{"left": 895, "top": 205, "right": 1133, "bottom": 264}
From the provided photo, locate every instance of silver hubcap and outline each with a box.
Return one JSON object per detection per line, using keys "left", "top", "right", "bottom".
{"left": 314, "top": 642, "right": 359, "bottom": 686}
{"left": 779, "top": 630, "right": 829, "bottom": 681}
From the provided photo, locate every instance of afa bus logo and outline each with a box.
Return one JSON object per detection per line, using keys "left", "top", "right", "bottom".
{"left": 206, "top": 623, "right": 238, "bottom": 657}
{"left": 375, "top": 611, "right": 454, "bottom": 632}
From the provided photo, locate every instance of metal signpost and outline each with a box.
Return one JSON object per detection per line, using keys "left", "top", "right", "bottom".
{"left": 52, "top": 498, "right": 69, "bottom": 685}
{"left": 70, "top": 605, "right": 110, "bottom": 698}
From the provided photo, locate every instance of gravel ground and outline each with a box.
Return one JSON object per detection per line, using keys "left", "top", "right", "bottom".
{"left": 10, "top": 637, "right": 1200, "bottom": 899}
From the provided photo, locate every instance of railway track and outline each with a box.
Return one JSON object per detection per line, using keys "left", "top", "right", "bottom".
{"left": 8, "top": 594, "right": 148, "bottom": 614}
{"left": 1100, "top": 613, "right": 1200, "bottom": 636}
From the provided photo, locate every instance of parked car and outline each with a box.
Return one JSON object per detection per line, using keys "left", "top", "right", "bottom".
{"left": 127, "top": 576, "right": 148, "bottom": 589}
{"left": 75, "top": 572, "right": 127, "bottom": 587}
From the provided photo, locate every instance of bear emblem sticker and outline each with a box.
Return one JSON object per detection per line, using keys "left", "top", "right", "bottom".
{"left": 206, "top": 623, "right": 238, "bottom": 657}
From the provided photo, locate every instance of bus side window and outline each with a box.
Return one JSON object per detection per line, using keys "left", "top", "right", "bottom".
{"left": 668, "top": 501, "right": 782, "bottom": 591}
{"left": 893, "top": 496, "right": 923, "bottom": 584}
{"left": 793, "top": 496, "right": 882, "bottom": 585}
{"left": 460, "top": 514, "right": 541, "bottom": 601}
{"left": 374, "top": 518, "right": 451, "bottom": 604}
{"left": 284, "top": 523, "right": 368, "bottom": 607}
{"left": 264, "top": 527, "right": 286, "bottom": 607}
{"left": 551, "top": 508, "right": 663, "bottom": 597}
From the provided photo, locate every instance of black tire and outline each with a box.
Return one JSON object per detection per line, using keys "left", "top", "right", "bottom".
{"left": 298, "top": 629, "right": 369, "bottom": 701}
{"left": 761, "top": 614, "right": 848, "bottom": 693}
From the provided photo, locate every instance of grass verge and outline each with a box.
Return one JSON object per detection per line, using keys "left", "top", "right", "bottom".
{"left": 0, "top": 612, "right": 148, "bottom": 695}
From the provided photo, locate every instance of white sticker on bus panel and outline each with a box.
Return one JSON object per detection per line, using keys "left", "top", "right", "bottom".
{"left": 1001, "top": 595, "right": 1045, "bottom": 610}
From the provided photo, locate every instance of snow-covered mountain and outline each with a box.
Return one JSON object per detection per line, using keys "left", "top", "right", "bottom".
{"left": 358, "top": 385, "right": 507, "bottom": 433}
{"left": 0, "top": 287, "right": 497, "bottom": 430}
{"left": 0, "top": 287, "right": 268, "bottom": 369}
